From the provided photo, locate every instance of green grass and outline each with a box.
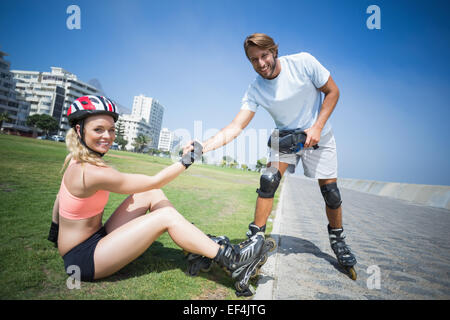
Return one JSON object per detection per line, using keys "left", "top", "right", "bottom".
{"left": 0, "top": 134, "right": 281, "bottom": 300}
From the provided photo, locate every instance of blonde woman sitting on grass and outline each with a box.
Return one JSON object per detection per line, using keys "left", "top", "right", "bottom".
{"left": 46, "top": 95, "right": 267, "bottom": 296}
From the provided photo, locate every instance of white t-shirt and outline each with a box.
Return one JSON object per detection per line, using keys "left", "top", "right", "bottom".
{"left": 241, "top": 52, "right": 331, "bottom": 136}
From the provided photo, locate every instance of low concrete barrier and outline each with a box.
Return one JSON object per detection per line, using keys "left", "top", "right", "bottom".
{"left": 338, "top": 178, "right": 450, "bottom": 210}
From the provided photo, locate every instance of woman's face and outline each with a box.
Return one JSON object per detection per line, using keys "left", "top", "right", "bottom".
{"left": 77, "top": 114, "right": 116, "bottom": 154}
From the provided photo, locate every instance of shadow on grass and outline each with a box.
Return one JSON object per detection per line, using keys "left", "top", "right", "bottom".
{"left": 96, "top": 237, "right": 272, "bottom": 290}
{"left": 95, "top": 234, "right": 351, "bottom": 290}
{"left": 96, "top": 241, "right": 235, "bottom": 289}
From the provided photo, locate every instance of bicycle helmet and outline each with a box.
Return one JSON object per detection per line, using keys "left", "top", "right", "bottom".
{"left": 67, "top": 95, "right": 119, "bottom": 127}
{"left": 67, "top": 95, "right": 119, "bottom": 157}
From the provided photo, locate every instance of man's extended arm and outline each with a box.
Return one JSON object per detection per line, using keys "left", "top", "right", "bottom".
{"left": 202, "top": 109, "right": 255, "bottom": 153}
{"left": 304, "top": 76, "right": 340, "bottom": 148}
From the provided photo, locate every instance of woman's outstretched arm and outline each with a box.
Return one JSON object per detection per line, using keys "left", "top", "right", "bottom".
{"left": 88, "top": 142, "right": 198, "bottom": 195}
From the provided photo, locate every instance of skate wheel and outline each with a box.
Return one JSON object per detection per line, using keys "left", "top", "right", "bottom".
{"left": 222, "top": 267, "right": 231, "bottom": 276}
{"left": 266, "top": 237, "right": 277, "bottom": 252}
{"left": 250, "top": 268, "right": 260, "bottom": 279}
{"left": 187, "top": 268, "right": 199, "bottom": 277}
{"left": 234, "top": 283, "right": 255, "bottom": 297}
{"left": 347, "top": 267, "right": 357, "bottom": 280}
{"left": 234, "top": 281, "right": 247, "bottom": 292}
{"left": 200, "top": 263, "right": 213, "bottom": 273}
{"left": 258, "top": 254, "right": 268, "bottom": 266}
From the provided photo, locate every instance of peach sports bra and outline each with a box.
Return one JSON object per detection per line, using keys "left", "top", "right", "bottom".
{"left": 58, "top": 160, "right": 109, "bottom": 220}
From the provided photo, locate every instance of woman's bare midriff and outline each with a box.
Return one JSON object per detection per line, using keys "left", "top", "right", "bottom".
{"left": 58, "top": 213, "right": 104, "bottom": 256}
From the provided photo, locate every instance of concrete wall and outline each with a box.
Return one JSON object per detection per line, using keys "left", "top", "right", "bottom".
{"left": 338, "top": 178, "right": 450, "bottom": 210}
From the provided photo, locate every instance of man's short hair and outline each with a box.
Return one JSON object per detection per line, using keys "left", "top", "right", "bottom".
{"left": 244, "top": 33, "right": 279, "bottom": 59}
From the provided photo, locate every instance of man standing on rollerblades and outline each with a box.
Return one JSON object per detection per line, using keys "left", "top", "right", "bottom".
{"left": 199, "top": 33, "right": 357, "bottom": 280}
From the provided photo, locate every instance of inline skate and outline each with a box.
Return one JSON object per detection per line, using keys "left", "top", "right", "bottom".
{"left": 214, "top": 232, "right": 268, "bottom": 297}
{"left": 327, "top": 224, "right": 357, "bottom": 280}
{"left": 185, "top": 234, "right": 230, "bottom": 276}
{"left": 246, "top": 222, "right": 277, "bottom": 270}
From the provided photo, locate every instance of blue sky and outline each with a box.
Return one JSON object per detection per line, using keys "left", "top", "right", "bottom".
{"left": 1, "top": 0, "right": 449, "bottom": 185}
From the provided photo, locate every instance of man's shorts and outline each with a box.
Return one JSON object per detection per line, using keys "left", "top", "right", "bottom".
{"left": 268, "top": 130, "right": 338, "bottom": 179}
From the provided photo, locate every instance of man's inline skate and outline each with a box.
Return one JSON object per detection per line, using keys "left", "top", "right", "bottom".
{"left": 246, "top": 222, "right": 277, "bottom": 272}
{"left": 327, "top": 224, "right": 357, "bottom": 280}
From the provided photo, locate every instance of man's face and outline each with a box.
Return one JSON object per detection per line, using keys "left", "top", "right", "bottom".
{"left": 247, "top": 46, "right": 280, "bottom": 79}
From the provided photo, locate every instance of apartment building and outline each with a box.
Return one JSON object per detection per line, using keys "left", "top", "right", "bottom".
{"left": 12, "top": 67, "right": 100, "bottom": 135}
{"left": 132, "top": 94, "right": 164, "bottom": 148}
{"left": 158, "top": 128, "right": 174, "bottom": 152}
{"left": 117, "top": 113, "right": 153, "bottom": 151}
{"left": 0, "top": 50, "right": 31, "bottom": 135}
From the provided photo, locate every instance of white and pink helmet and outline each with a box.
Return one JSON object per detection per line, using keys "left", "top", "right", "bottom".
{"left": 67, "top": 95, "right": 119, "bottom": 127}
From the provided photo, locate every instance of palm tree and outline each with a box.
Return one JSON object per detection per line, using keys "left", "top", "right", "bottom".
{"left": 132, "top": 134, "right": 151, "bottom": 153}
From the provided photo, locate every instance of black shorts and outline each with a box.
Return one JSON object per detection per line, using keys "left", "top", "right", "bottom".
{"left": 62, "top": 226, "right": 107, "bottom": 282}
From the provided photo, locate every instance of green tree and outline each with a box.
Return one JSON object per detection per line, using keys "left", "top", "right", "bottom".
{"left": 0, "top": 112, "right": 12, "bottom": 131}
{"left": 222, "top": 155, "right": 234, "bottom": 167}
{"left": 229, "top": 160, "right": 238, "bottom": 169}
{"left": 26, "top": 114, "right": 59, "bottom": 136}
{"left": 132, "top": 134, "right": 151, "bottom": 153}
{"left": 256, "top": 157, "right": 267, "bottom": 172}
{"left": 114, "top": 121, "right": 128, "bottom": 150}
{"left": 147, "top": 148, "right": 161, "bottom": 156}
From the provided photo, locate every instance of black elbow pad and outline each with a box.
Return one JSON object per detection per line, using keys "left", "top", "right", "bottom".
{"left": 47, "top": 222, "right": 59, "bottom": 247}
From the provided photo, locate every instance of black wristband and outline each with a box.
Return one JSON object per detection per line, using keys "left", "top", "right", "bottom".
{"left": 180, "top": 141, "right": 203, "bottom": 169}
{"left": 180, "top": 157, "right": 192, "bottom": 169}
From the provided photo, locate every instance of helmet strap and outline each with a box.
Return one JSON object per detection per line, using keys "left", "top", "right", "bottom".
{"left": 77, "top": 119, "right": 105, "bottom": 158}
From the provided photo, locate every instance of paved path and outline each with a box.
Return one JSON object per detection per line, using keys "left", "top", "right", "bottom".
{"left": 254, "top": 174, "right": 450, "bottom": 300}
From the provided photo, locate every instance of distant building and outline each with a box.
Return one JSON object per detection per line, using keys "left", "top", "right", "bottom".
{"left": 12, "top": 67, "right": 100, "bottom": 135}
{"left": 132, "top": 94, "right": 164, "bottom": 148}
{"left": 158, "top": 128, "right": 174, "bottom": 152}
{"left": 117, "top": 114, "right": 152, "bottom": 151}
{"left": 0, "top": 50, "right": 31, "bottom": 135}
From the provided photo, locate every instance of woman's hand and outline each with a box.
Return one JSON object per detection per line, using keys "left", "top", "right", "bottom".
{"left": 181, "top": 140, "right": 195, "bottom": 157}
{"left": 180, "top": 141, "right": 203, "bottom": 168}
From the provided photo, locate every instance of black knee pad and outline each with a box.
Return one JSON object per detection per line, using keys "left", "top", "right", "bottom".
{"left": 256, "top": 167, "right": 281, "bottom": 198}
{"left": 320, "top": 182, "right": 342, "bottom": 209}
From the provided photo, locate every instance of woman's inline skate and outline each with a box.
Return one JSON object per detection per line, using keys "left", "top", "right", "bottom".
{"left": 214, "top": 232, "right": 269, "bottom": 297}
{"left": 185, "top": 232, "right": 271, "bottom": 297}
{"left": 246, "top": 222, "right": 277, "bottom": 270}
{"left": 327, "top": 224, "right": 357, "bottom": 280}
{"left": 185, "top": 234, "right": 230, "bottom": 276}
